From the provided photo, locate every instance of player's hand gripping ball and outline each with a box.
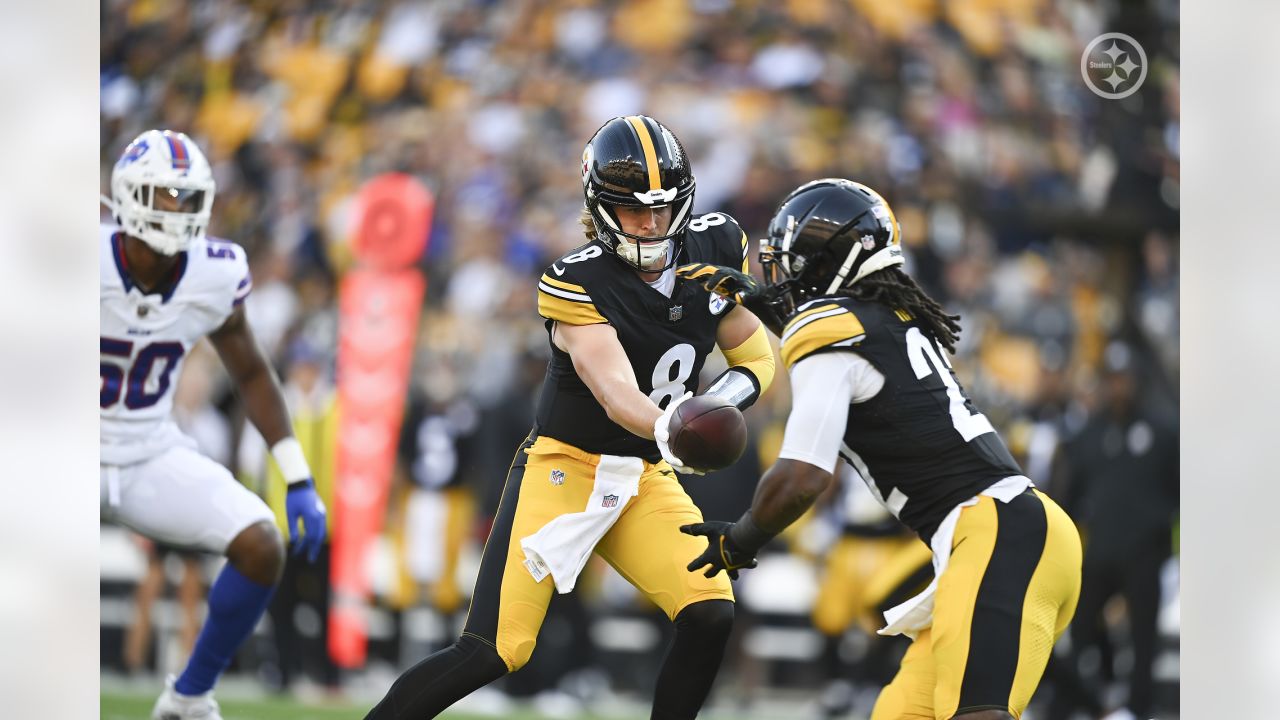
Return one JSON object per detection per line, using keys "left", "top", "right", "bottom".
{"left": 665, "top": 394, "right": 748, "bottom": 472}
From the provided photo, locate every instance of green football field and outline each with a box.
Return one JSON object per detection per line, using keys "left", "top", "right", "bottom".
{"left": 100, "top": 689, "right": 637, "bottom": 720}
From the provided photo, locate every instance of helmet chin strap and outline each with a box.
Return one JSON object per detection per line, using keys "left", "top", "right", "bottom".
{"left": 595, "top": 202, "right": 683, "bottom": 272}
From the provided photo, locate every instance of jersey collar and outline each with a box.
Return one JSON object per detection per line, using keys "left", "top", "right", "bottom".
{"left": 112, "top": 232, "right": 189, "bottom": 303}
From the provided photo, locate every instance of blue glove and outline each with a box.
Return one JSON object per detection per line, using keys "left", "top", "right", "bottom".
{"left": 286, "top": 479, "right": 327, "bottom": 563}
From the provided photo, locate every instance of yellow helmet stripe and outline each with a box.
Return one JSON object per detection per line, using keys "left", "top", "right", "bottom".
{"left": 625, "top": 116, "right": 662, "bottom": 191}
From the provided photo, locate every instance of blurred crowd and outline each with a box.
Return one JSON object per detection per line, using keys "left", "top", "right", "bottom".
{"left": 101, "top": 0, "right": 1180, "bottom": 717}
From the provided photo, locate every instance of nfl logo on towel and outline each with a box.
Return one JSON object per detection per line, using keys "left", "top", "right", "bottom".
{"left": 550, "top": 469, "right": 565, "bottom": 486}
{"left": 602, "top": 494, "right": 619, "bottom": 508}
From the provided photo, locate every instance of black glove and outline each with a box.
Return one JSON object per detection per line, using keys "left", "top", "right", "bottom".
{"left": 676, "top": 263, "right": 787, "bottom": 336}
{"left": 680, "top": 521, "right": 760, "bottom": 580}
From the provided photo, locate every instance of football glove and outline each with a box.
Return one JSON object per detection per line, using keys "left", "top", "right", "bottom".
{"left": 680, "top": 521, "right": 759, "bottom": 580}
{"left": 653, "top": 391, "right": 705, "bottom": 476}
{"left": 286, "top": 479, "right": 327, "bottom": 563}
{"left": 676, "top": 263, "right": 787, "bottom": 336}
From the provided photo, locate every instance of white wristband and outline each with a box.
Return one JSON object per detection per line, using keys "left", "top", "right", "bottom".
{"left": 270, "top": 437, "right": 312, "bottom": 484}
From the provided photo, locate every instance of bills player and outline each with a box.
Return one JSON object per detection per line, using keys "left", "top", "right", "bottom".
{"left": 100, "top": 129, "right": 327, "bottom": 720}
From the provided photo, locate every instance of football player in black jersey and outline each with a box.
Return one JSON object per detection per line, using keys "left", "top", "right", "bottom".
{"left": 365, "top": 116, "right": 776, "bottom": 720}
{"left": 678, "top": 179, "right": 1082, "bottom": 720}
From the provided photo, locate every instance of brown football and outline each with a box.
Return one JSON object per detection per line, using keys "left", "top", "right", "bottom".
{"left": 666, "top": 394, "right": 748, "bottom": 472}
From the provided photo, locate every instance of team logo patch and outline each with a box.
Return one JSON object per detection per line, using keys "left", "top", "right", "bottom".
{"left": 669, "top": 305, "right": 683, "bottom": 322}
{"left": 581, "top": 144, "right": 594, "bottom": 186}
{"left": 633, "top": 187, "right": 677, "bottom": 204}
{"left": 709, "top": 294, "right": 730, "bottom": 316}
{"left": 550, "top": 469, "right": 565, "bottom": 486}
{"left": 118, "top": 139, "right": 149, "bottom": 167}
{"left": 602, "top": 494, "right": 619, "bottom": 509}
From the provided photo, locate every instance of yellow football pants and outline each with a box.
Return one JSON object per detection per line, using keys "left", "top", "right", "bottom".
{"left": 461, "top": 435, "right": 734, "bottom": 671}
{"left": 871, "top": 489, "right": 1082, "bottom": 719}
{"left": 812, "top": 534, "right": 934, "bottom": 637}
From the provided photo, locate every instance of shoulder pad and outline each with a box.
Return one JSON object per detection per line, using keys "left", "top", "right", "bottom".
{"left": 538, "top": 246, "right": 608, "bottom": 326}
{"left": 780, "top": 299, "right": 868, "bottom": 370}
{"left": 191, "top": 237, "right": 252, "bottom": 309}
{"left": 686, "top": 212, "right": 750, "bottom": 272}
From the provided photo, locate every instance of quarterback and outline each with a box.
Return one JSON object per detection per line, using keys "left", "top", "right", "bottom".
{"left": 101, "top": 130, "right": 327, "bottom": 720}
{"left": 681, "top": 179, "right": 1082, "bottom": 720}
{"left": 366, "top": 116, "right": 776, "bottom": 719}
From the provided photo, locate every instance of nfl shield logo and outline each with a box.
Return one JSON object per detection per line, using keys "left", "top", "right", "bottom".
{"left": 602, "top": 494, "right": 619, "bottom": 508}
{"left": 668, "top": 305, "right": 683, "bottom": 322}
{"left": 550, "top": 469, "right": 565, "bottom": 486}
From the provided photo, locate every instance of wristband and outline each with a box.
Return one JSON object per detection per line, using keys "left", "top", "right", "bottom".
{"left": 728, "top": 511, "right": 776, "bottom": 555}
{"left": 703, "top": 367, "right": 760, "bottom": 410}
{"left": 270, "top": 437, "right": 312, "bottom": 484}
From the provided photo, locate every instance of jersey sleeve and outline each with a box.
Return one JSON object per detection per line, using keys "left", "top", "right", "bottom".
{"left": 777, "top": 352, "right": 856, "bottom": 474}
{"left": 232, "top": 262, "right": 252, "bottom": 308}
{"left": 196, "top": 238, "right": 252, "bottom": 321}
{"left": 537, "top": 269, "right": 607, "bottom": 326}
{"left": 779, "top": 301, "right": 868, "bottom": 370}
{"left": 719, "top": 213, "right": 749, "bottom": 272}
{"left": 714, "top": 213, "right": 751, "bottom": 272}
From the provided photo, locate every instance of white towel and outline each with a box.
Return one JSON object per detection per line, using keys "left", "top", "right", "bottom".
{"left": 520, "top": 454, "right": 644, "bottom": 593}
{"left": 878, "top": 475, "right": 1033, "bottom": 639}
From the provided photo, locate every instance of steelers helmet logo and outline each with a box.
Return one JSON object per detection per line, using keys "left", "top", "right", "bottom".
{"left": 581, "top": 143, "right": 594, "bottom": 186}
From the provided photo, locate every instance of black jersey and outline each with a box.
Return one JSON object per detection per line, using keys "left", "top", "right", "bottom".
{"left": 780, "top": 296, "right": 1025, "bottom": 543}
{"left": 534, "top": 213, "right": 750, "bottom": 461}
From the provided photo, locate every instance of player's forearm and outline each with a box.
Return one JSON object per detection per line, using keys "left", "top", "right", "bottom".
{"left": 236, "top": 363, "right": 295, "bottom": 448}
{"left": 748, "top": 459, "right": 834, "bottom": 535}
{"left": 598, "top": 380, "right": 663, "bottom": 440}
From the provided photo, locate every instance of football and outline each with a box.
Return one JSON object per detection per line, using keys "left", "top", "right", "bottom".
{"left": 666, "top": 394, "right": 748, "bottom": 472}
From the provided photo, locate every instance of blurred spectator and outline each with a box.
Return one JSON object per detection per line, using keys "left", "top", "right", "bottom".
{"left": 240, "top": 338, "right": 341, "bottom": 693}
{"left": 388, "top": 364, "right": 479, "bottom": 624}
{"left": 1049, "top": 339, "right": 1179, "bottom": 720}
{"left": 122, "top": 538, "right": 204, "bottom": 678}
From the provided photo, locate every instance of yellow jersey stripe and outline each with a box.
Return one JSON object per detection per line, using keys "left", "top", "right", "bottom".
{"left": 740, "top": 231, "right": 750, "bottom": 272}
{"left": 539, "top": 273, "right": 588, "bottom": 294}
{"left": 781, "top": 312, "right": 867, "bottom": 369}
{"left": 538, "top": 290, "right": 607, "bottom": 325}
{"left": 626, "top": 115, "right": 662, "bottom": 191}
{"left": 783, "top": 303, "right": 842, "bottom": 334}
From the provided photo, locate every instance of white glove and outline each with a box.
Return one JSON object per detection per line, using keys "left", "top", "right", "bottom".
{"left": 653, "top": 391, "right": 705, "bottom": 476}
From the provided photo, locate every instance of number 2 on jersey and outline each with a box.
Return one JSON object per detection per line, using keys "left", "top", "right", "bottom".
{"left": 905, "top": 327, "right": 995, "bottom": 442}
{"left": 101, "top": 338, "right": 185, "bottom": 409}
{"left": 649, "top": 343, "right": 696, "bottom": 409}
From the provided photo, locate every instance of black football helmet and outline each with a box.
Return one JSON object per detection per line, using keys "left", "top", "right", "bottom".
{"left": 759, "top": 178, "right": 904, "bottom": 319}
{"left": 581, "top": 115, "right": 696, "bottom": 272}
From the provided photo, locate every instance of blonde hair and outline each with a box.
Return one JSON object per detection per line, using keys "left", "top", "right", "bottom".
{"left": 579, "top": 206, "right": 598, "bottom": 241}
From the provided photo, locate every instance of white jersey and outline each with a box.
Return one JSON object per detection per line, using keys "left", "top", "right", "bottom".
{"left": 100, "top": 223, "right": 251, "bottom": 465}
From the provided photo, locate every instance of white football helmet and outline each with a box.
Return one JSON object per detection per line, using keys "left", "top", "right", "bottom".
{"left": 109, "top": 129, "right": 216, "bottom": 255}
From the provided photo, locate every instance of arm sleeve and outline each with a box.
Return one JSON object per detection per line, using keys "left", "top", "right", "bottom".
{"left": 777, "top": 351, "right": 882, "bottom": 473}
{"left": 721, "top": 323, "right": 776, "bottom": 396}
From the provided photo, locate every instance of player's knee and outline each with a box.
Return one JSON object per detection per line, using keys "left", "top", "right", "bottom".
{"left": 500, "top": 636, "right": 538, "bottom": 673}
{"left": 226, "top": 520, "right": 285, "bottom": 585}
{"left": 456, "top": 634, "right": 513, "bottom": 679}
{"left": 674, "top": 599, "right": 735, "bottom": 645}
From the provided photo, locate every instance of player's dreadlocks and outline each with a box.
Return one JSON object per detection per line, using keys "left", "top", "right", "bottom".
{"left": 845, "top": 266, "right": 962, "bottom": 354}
